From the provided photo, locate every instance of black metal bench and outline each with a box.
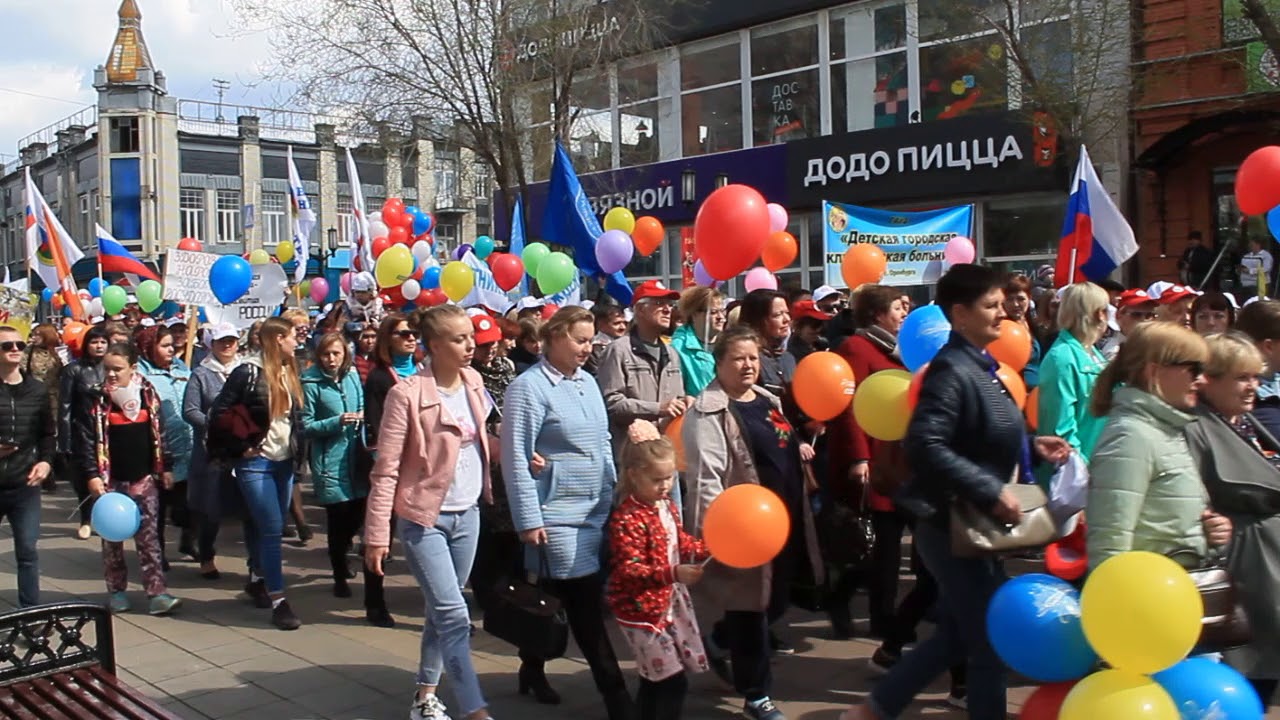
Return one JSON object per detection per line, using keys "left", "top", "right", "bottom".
{"left": 0, "top": 602, "right": 179, "bottom": 719}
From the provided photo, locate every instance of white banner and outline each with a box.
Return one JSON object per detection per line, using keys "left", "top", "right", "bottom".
{"left": 204, "top": 263, "right": 290, "bottom": 329}
{"left": 162, "top": 250, "right": 220, "bottom": 306}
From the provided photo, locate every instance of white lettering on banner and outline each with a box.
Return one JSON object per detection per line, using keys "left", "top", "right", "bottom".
{"left": 825, "top": 156, "right": 847, "bottom": 184}
{"left": 921, "top": 144, "right": 943, "bottom": 170}
{"left": 801, "top": 133, "right": 1031, "bottom": 187}
{"left": 972, "top": 138, "right": 998, "bottom": 167}
{"left": 204, "top": 262, "right": 290, "bottom": 330}
{"left": 588, "top": 185, "right": 673, "bottom": 215}
{"left": 898, "top": 147, "right": 919, "bottom": 172}
{"left": 945, "top": 142, "right": 971, "bottom": 171}
{"left": 868, "top": 150, "right": 892, "bottom": 176}
{"left": 999, "top": 135, "right": 1024, "bottom": 163}
{"left": 162, "top": 249, "right": 220, "bottom": 307}
{"left": 805, "top": 159, "right": 828, "bottom": 186}
{"left": 847, "top": 154, "right": 868, "bottom": 181}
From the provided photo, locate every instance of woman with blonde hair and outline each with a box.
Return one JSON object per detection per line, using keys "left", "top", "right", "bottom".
{"left": 208, "top": 316, "right": 306, "bottom": 630}
{"left": 1087, "top": 322, "right": 1232, "bottom": 571}
{"left": 1036, "top": 282, "right": 1110, "bottom": 473}
{"left": 671, "top": 286, "right": 726, "bottom": 397}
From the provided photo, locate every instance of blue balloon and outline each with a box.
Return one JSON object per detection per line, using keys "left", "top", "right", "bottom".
{"left": 405, "top": 205, "right": 421, "bottom": 221}
{"left": 412, "top": 210, "right": 433, "bottom": 236}
{"left": 91, "top": 491, "right": 141, "bottom": 542}
{"left": 899, "top": 305, "right": 952, "bottom": 371}
{"left": 87, "top": 278, "right": 105, "bottom": 298}
{"left": 40, "top": 288, "right": 54, "bottom": 303}
{"left": 986, "top": 574, "right": 1096, "bottom": 682}
{"left": 209, "top": 255, "right": 253, "bottom": 304}
{"left": 61, "top": 305, "right": 72, "bottom": 317}
{"left": 1269, "top": 206, "right": 1280, "bottom": 242}
{"left": 1155, "top": 657, "right": 1263, "bottom": 720}
{"left": 423, "top": 266, "right": 442, "bottom": 290}
{"left": 474, "top": 235, "right": 495, "bottom": 260}
{"left": 197, "top": 307, "right": 208, "bottom": 324}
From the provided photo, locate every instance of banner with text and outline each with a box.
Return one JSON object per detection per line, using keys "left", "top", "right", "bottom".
{"left": 205, "top": 263, "right": 290, "bottom": 330}
{"left": 823, "top": 201, "right": 973, "bottom": 288}
{"left": 162, "top": 250, "right": 220, "bottom": 307}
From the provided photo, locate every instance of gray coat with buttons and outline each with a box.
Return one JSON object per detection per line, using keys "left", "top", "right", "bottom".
{"left": 596, "top": 330, "right": 686, "bottom": 458}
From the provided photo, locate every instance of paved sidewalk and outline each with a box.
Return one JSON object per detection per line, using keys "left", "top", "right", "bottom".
{"left": 0, "top": 491, "right": 1269, "bottom": 720}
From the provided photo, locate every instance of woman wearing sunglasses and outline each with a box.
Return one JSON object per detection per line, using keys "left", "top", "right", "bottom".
{"left": 1087, "top": 321, "right": 1233, "bottom": 571}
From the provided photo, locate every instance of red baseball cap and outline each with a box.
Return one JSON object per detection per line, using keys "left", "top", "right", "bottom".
{"left": 790, "top": 299, "right": 832, "bottom": 323}
{"left": 540, "top": 304, "right": 559, "bottom": 321}
{"left": 472, "top": 314, "right": 502, "bottom": 345}
{"left": 1117, "top": 289, "right": 1157, "bottom": 309}
{"left": 632, "top": 280, "right": 680, "bottom": 306}
{"left": 1159, "top": 285, "right": 1199, "bottom": 305}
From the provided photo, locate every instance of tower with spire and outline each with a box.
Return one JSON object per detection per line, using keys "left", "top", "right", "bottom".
{"left": 94, "top": 0, "right": 180, "bottom": 257}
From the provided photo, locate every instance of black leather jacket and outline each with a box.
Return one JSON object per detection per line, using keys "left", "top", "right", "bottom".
{"left": 207, "top": 359, "right": 303, "bottom": 463}
{"left": 899, "top": 332, "right": 1027, "bottom": 525}
{"left": 56, "top": 359, "right": 104, "bottom": 457}
{"left": 0, "top": 375, "right": 55, "bottom": 491}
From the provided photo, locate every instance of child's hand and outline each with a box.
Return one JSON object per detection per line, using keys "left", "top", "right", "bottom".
{"left": 530, "top": 453, "right": 548, "bottom": 474}
{"left": 675, "top": 564, "right": 704, "bottom": 586}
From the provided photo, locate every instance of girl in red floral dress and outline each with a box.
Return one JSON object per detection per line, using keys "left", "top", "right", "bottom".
{"left": 607, "top": 420, "right": 711, "bottom": 720}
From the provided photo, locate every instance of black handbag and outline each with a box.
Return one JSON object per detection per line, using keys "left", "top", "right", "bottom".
{"left": 482, "top": 548, "right": 569, "bottom": 660}
{"left": 1171, "top": 549, "right": 1252, "bottom": 652}
{"left": 817, "top": 491, "right": 876, "bottom": 569}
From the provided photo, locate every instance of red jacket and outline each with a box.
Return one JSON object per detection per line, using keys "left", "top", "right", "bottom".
{"left": 606, "top": 496, "right": 709, "bottom": 629}
{"left": 830, "top": 333, "right": 903, "bottom": 512}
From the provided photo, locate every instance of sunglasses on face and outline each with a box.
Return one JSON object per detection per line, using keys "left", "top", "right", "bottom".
{"left": 394, "top": 330, "right": 420, "bottom": 340}
{"left": 0, "top": 341, "right": 26, "bottom": 352}
{"left": 1169, "top": 360, "right": 1205, "bottom": 377}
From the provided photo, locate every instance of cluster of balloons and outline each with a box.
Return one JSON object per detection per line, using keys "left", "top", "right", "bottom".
{"left": 991, "top": 553, "right": 1263, "bottom": 720}
{"left": 690, "top": 186, "right": 805, "bottom": 290}
{"left": 594, "top": 207, "right": 666, "bottom": 274}
{"left": 1235, "top": 146, "right": 1280, "bottom": 238}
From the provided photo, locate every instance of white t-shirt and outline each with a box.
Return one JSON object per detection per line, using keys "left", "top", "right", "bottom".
{"left": 439, "top": 385, "right": 489, "bottom": 512}
{"left": 1241, "top": 249, "right": 1273, "bottom": 289}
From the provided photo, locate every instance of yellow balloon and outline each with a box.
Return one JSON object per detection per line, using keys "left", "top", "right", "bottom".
{"left": 275, "top": 239, "right": 296, "bottom": 264}
{"left": 603, "top": 206, "right": 636, "bottom": 235}
{"left": 440, "top": 261, "right": 475, "bottom": 302}
{"left": 375, "top": 245, "right": 413, "bottom": 288}
{"left": 853, "top": 369, "right": 913, "bottom": 441}
{"left": 1060, "top": 670, "right": 1178, "bottom": 720}
{"left": 1081, "top": 551, "right": 1203, "bottom": 674}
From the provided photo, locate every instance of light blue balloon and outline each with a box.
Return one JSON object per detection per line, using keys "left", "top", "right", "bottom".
{"left": 985, "top": 574, "right": 1096, "bottom": 682}
{"left": 91, "top": 492, "right": 141, "bottom": 542}
{"left": 1155, "top": 657, "right": 1263, "bottom": 720}
{"left": 209, "top": 255, "right": 253, "bottom": 304}
{"left": 87, "top": 278, "right": 105, "bottom": 298}
{"left": 899, "top": 305, "right": 952, "bottom": 371}
{"left": 474, "top": 235, "right": 495, "bottom": 260}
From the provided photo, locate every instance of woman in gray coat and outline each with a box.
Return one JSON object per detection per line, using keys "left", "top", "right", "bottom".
{"left": 182, "top": 324, "right": 244, "bottom": 580}
{"left": 1185, "top": 331, "right": 1280, "bottom": 707}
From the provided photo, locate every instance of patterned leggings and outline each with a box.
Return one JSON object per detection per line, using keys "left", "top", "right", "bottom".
{"left": 103, "top": 477, "right": 167, "bottom": 597}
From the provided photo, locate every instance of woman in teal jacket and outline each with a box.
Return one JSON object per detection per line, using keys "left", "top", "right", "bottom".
{"left": 136, "top": 326, "right": 194, "bottom": 565}
{"left": 671, "top": 286, "right": 725, "bottom": 396}
{"left": 302, "top": 332, "right": 366, "bottom": 598}
{"left": 1037, "top": 283, "right": 1109, "bottom": 479}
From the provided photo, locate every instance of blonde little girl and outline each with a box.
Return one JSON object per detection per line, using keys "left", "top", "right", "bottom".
{"left": 606, "top": 420, "right": 711, "bottom": 720}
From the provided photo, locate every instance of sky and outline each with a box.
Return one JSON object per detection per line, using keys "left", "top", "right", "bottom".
{"left": 0, "top": 0, "right": 280, "bottom": 161}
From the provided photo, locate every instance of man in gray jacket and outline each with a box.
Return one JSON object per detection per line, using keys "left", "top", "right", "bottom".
{"left": 596, "top": 280, "right": 688, "bottom": 457}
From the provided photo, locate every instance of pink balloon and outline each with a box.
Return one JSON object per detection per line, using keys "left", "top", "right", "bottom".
{"left": 767, "top": 203, "right": 789, "bottom": 234}
{"left": 340, "top": 272, "right": 353, "bottom": 294}
{"left": 309, "top": 277, "right": 330, "bottom": 304}
{"left": 744, "top": 267, "right": 778, "bottom": 292}
{"left": 943, "top": 236, "right": 976, "bottom": 265}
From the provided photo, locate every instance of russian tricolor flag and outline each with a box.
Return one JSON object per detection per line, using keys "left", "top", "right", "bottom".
{"left": 1054, "top": 146, "right": 1137, "bottom": 288}
{"left": 96, "top": 225, "right": 161, "bottom": 281}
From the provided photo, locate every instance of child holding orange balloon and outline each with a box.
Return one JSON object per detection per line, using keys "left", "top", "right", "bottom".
{"left": 606, "top": 420, "right": 710, "bottom": 720}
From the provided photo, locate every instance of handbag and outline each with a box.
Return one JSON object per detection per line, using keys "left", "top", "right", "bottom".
{"left": 950, "top": 473, "right": 1058, "bottom": 557}
{"left": 1170, "top": 550, "right": 1252, "bottom": 652}
{"left": 817, "top": 490, "right": 876, "bottom": 569}
{"left": 482, "top": 548, "right": 569, "bottom": 660}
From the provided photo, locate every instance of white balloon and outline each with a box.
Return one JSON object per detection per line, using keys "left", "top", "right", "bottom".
{"left": 412, "top": 240, "right": 433, "bottom": 262}
{"left": 401, "top": 278, "right": 422, "bottom": 301}
{"left": 87, "top": 298, "right": 104, "bottom": 317}
{"left": 368, "top": 211, "right": 382, "bottom": 224}
{"left": 369, "top": 220, "right": 389, "bottom": 239}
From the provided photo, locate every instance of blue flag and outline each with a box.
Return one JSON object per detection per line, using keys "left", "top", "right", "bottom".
{"left": 542, "top": 141, "right": 633, "bottom": 305}
{"left": 509, "top": 195, "right": 529, "bottom": 297}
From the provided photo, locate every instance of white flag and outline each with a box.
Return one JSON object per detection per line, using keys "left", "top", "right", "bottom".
{"left": 460, "top": 251, "right": 513, "bottom": 313}
{"left": 24, "top": 168, "right": 85, "bottom": 316}
{"left": 344, "top": 148, "right": 375, "bottom": 275}
{"left": 286, "top": 146, "right": 316, "bottom": 284}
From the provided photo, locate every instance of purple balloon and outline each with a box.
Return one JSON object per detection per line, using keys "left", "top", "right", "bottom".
{"left": 694, "top": 260, "right": 715, "bottom": 287}
{"left": 454, "top": 244, "right": 473, "bottom": 260}
{"left": 595, "top": 229, "right": 635, "bottom": 274}
{"left": 309, "top": 277, "right": 330, "bottom": 304}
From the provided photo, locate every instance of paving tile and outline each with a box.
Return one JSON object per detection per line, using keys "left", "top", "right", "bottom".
{"left": 156, "top": 667, "right": 246, "bottom": 699}
{"left": 181, "top": 683, "right": 283, "bottom": 718}
{"left": 219, "top": 698, "right": 321, "bottom": 720}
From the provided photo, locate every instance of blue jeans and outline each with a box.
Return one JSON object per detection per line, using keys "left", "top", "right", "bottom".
{"left": 399, "top": 506, "right": 487, "bottom": 716}
{"left": 870, "top": 521, "right": 1007, "bottom": 720}
{"left": 0, "top": 486, "right": 40, "bottom": 607}
{"left": 236, "top": 457, "right": 294, "bottom": 594}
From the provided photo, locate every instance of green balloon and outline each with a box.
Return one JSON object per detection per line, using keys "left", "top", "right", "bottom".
{"left": 536, "top": 252, "right": 576, "bottom": 295}
{"left": 137, "top": 280, "right": 164, "bottom": 313}
{"left": 101, "top": 285, "right": 128, "bottom": 316}
{"left": 522, "top": 243, "right": 551, "bottom": 277}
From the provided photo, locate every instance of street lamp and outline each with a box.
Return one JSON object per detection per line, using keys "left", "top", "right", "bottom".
{"left": 715, "top": 173, "right": 729, "bottom": 189}
{"left": 681, "top": 168, "right": 696, "bottom": 206}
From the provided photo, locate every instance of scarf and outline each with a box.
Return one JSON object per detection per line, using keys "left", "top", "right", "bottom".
{"left": 392, "top": 353, "right": 417, "bottom": 380}
{"left": 473, "top": 357, "right": 516, "bottom": 409}
{"left": 108, "top": 375, "right": 144, "bottom": 422}
{"left": 200, "top": 354, "right": 242, "bottom": 382}
{"left": 856, "top": 325, "right": 901, "bottom": 361}
{"left": 92, "top": 376, "right": 165, "bottom": 485}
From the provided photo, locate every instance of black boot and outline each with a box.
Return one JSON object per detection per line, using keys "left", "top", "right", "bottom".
{"left": 518, "top": 663, "right": 561, "bottom": 705}
{"left": 604, "top": 689, "right": 638, "bottom": 720}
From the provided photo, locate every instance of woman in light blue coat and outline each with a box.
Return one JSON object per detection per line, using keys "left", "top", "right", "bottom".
{"left": 302, "top": 332, "right": 366, "bottom": 598}
{"left": 501, "top": 307, "right": 633, "bottom": 718}
{"left": 1036, "top": 283, "right": 1109, "bottom": 485}
{"left": 136, "top": 326, "right": 193, "bottom": 565}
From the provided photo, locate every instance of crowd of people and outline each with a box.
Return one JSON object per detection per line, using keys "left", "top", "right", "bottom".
{"left": 0, "top": 262, "right": 1277, "bottom": 720}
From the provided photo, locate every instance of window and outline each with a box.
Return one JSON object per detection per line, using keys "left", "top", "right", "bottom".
{"left": 919, "top": 0, "right": 1002, "bottom": 42}
{"left": 180, "top": 189, "right": 205, "bottom": 242}
{"left": 830, "top": 3, "right": 911, "bottom": 132}
{"left": 569, "top": 73, "right": 613, "bottom": 173}
{"left": 336, "top": 197, "right": 353, "bottom": 247}
{"left": 918, "top": 36, "right": 1009, "bottom": 121}
{"left": 261, "top": 192, "right": 288, "bottom": 247}
{"left": 79, "top": 194, "right": 91, "bottom": 240}
{"left": 620, "top": 60, "right": 661, "bottom": 167}
{"left": 472, "top": 163, "right": 492, "bottom": 199}
{"left": 435, "top": 154, "right": 459, "bottom": 205}
{"left": 1022, "top": 20, "right": 1072, "bottom": 100}
{"left": 681, "top": 39, "right": 743, "bottom": 156}
{"left": 748, "top": 20, "right": 821, "bottom": 146}
{"left": 983, "top": 195, "right": 1065, "bottom": 259}
{"left": 109, "top": 117, "right": 140, "bottom": 154}
{"left": 215, "top": 190, "right": 241, "bottom": 244}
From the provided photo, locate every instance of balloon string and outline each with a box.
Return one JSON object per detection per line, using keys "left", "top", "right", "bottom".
{"left": 67, "top": 494, "right": 94, "bottom": 521}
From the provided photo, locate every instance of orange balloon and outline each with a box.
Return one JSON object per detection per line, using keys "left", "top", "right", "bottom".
{"left": 761, "top": 231, "right": 798, "bottom": 272}
{"left": 792, "top": 351, "right": 856, "bottom": 421}
{"left": 989, "top": 320, "right": 1032, "bottom": 371}
{"left": 841, "top": 244, "right": 888, "bottom": 289}
{"left": 1026, "top": 386, "right": 1040, "bottom": 429}
{"left": 907, "top": 363, "right": 929, "bottom": 411}
{"left": 703, "top": 484, "right": 791, "bottom": 568}
{"left": 996, "top": 362, "right": 1028, "bottom": 410}
{"left": 666, "top": 414, "right": 687, "bottom": 472}
{"left": 62, "top": 321, "right": 89, "bottom": 354}
{"left": 633, "top": 216, "right": 665, "bottom": 257}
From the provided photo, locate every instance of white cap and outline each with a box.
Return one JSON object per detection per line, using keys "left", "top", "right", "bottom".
{"left": 813, "top": 285, "right": 845, "bottom": 303}
{"left": 516, "top": 297, "right": 546, "bottom": 311}
{"left": 1245, "top": 295, "right": 1269, "bottom": 307}
{"left": 465, "top": 307, "right": 489, "bottom": 319}
{"left": 1223, "top": 292, "right": 1240, "bottom": 309}
{"left": 205, "top": 322, "right": 240, "bottom": 343}
{"left": 352, "top": 271, "right": 377, "bottom": 293}
{"left": 163, "top": 316, "right": 187, "bottom": 327}
{"left": 1106, "top": 304, "right": 1119, "bottom": 332}
{"left": 581, "top": 300, "right": 595, "bottom": 311}
{"left": 1146, "top": 281, "right": 1175, "bottom": 301}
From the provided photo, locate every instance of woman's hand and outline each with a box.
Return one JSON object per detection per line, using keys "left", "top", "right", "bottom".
{"left": 1034, "top": 436, "right": 1072, "bottom": 464}
{"left": 242, "top": 447, "right": 262, "bottom": 459}
{"left": 87, "top": 477, "right": 107, "bottom": 497}
{"left": 850, "top": 462, "right": 870, "bottom": 486}
{"left": 799, "top": 443, "right": 816, "bottom": 463}
{"left": 161, "top": 472, "right": 174, "bottom": 490}
{"left": 529, "top": 453, "right": 547, "bottom": 475}
{"left": 365, "top": 544, "right": 390, "bottom": 576}
{"left": 1203, "top": 510, "right": 1233, "bottom": 547}
{"left": 675, "top": 564, "right": 704, "bottom": 586}
{"left": 341, "top": 412, "right": 363, "bottom": 425}
{"left": 991, "top": 488, "right": 1022, "bottom": 524}
{"left": 520, "top": 528, "right": 549, "bottom": 545}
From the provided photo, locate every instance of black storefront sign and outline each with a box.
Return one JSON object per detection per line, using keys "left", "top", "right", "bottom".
{"left": 786, "top": 113, "right": 1067, "bottom": 207}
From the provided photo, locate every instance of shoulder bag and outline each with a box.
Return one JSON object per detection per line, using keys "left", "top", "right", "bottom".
{"left": 482, "top": 547, "right": 569, "bottom": 660}
{"left": 1170, "top": 548, "right": 1252, "bottom": 652}
{"left": 950, "top": 469, "right": 1058, "bottom": 557}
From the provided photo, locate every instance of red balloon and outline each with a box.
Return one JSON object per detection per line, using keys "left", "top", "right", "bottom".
{"left": 419, "top": 288, "right": 448, "bottom": 307}
{"left": 396, "top": 210, "right": 415, "bottom": 229}
{"left": 1019, "top": 682, "right": 1077, "bottom": 720}
{"left": 389, "top": 225, "right": 411, "bottom": 246}
{"left": 1235, "top": 146, "right": 1280, "bottom": 216}
{"left": 383, "top": 205, "right": 405, "bottom": 229}
{"left": 371, "top": 236, "right": 391, "bottom": 258}
{"left": 907, "top": 363, "right": 929, "bottom": 411}
{"left": 694, "top": 185, "right": 770, "bottom": 280}
{"left": 177, "top": 237, "right": 202, "bottom": 252}
{"left": 415, "top": 232, "right": 433, "bottom": 244}
{"left": 383, "top": 286, "right": 405, "bottom": 306}
{"left": 382, "top": 197, "right": 405, "bottom": 215}
{"left": 412, "top": 263, "right": 425, "bottom": 281}
{"left": 491, "top": 253, "right": 525, "bottom": 291}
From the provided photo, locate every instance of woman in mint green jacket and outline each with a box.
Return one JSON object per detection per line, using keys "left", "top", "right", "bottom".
{"left": 1037, "top": 283, "right": 1110, "bottom": 473}
{"left": 1086, "top": 321, "right": 1233, "bottom": 571}
{"left": 671, "top": 287, "right": 725, "bottom": 397}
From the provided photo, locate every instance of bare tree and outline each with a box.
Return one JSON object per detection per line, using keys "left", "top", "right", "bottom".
{"left": 231, "top": 0, "right": 672, "bottom": 204}
{"left": 1239, "top": 0, "right": 1280, "bottom": 61}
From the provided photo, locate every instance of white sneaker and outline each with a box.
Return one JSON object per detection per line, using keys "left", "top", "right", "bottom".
{"left": 409, "top": 693, "right": 451, "bottom": 720}
{"left": 76, "top": 524, "right": 92, "bottom": 540}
